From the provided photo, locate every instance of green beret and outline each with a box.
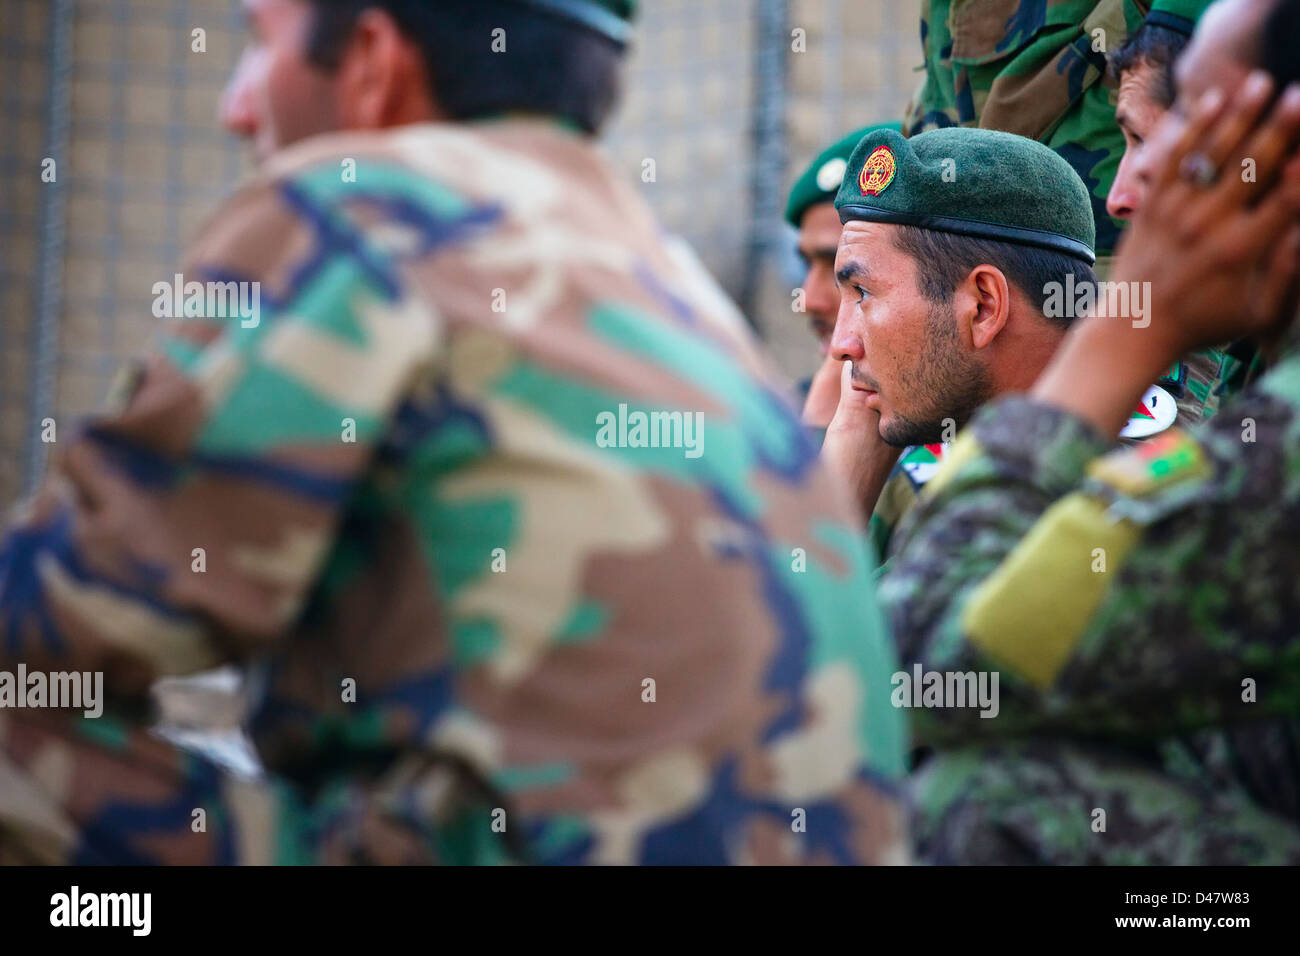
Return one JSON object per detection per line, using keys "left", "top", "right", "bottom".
{"left": 1144, "top": 0, "right": 1214, "bottom": 35}
{"left": 834, "top": 127, "right": 1096, "bottom": 265}
{"left": 510, "top": 0, "right": 637, "bottom": 43}
{"left": 785, "top": 122, "right": 901, "bottom": 227}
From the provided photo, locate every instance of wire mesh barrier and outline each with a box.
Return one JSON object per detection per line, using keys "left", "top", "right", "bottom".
{"left": 0, "top": 0, "right": 918, "bottom": 503}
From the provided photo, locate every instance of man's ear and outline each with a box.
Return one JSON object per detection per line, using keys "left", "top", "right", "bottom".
{"left": 955, "top": 264, "right": 1011, "bottom": 351}
{"left": 335, "top": 9, "right": 435, "bottom": 129}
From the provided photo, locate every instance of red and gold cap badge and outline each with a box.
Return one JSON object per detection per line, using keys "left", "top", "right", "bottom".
{"left": 858, "top": 145, "right": 897, "bottom": 197}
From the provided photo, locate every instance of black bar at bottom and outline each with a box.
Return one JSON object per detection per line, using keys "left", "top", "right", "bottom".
{"left": 0, "top": 864, "right": 1286, "bottom": 942}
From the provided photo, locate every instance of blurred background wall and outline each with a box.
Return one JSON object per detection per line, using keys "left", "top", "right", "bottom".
{"left": 0, "top": 0, "right": 918, "bottom": 504}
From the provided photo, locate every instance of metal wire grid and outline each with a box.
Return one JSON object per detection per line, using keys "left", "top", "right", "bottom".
{"left": 0, "top": 0, "right": 56, "bottom": 500}
{"left": 55, "top": 0, "right": 247, "bottom": 469}
{"left": 604, "top": 0, "right": 769, "bottom": 313}
{"left": 0, "top": 0, "right": 915, "bottom": 501}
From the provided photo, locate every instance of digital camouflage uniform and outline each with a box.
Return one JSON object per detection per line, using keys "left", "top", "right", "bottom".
{"left": 867, "top": 356, "right": 1226, "bottom": 567}
{"left": 0, "top": 120, "right": 909, "bottom": 865}
{"left": 877, "top": 325, "right": 1300, "bottom": 863}
{"left": 904, "top": 0, "right": 1152, "bottom": 257}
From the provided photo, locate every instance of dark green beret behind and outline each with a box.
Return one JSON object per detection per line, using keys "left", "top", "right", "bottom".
{"left": 1145, "top": 0, "right": 1214, "bottom": 35}
{"left": 509, "top": 0, "right": 637, "bottom": 42}
{"left": 834, "top": 127, "right": 1096, "bottom": 264}
{"left": 785, "top": 122, "right": 901, "bottom": 227}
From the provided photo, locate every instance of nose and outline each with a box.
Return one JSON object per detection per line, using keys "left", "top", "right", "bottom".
{"left": 220, "top": 50, "right": 260, "bottom": 140}
{"left": 1105, "top": 180, "right": 1136, "bottom": 222}
{"left": 829, "top": 304, "right": 863, "bottom": 364}
{"left": 1106, "top": 152, "right": 1140, "bottom": 221}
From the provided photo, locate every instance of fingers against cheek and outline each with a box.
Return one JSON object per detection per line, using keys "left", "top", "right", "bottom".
{"left": 1154, "top": 87, "right": 1226, "bottom": 193}
{"left": 1282, "top": 155, "right": 1300, "bottom": 215}
{"left": 1226, "top": 185, "right": 1297, "bottom": 272}
{"left": 1217, "top": 84, "right": 1300, "bottom": 214}
{"left": 1202, "top": 71, "right": 1274, "bottom": 173}
{"left": 1221, "top": 94, "right": 1300, "bottom": 257}
{"left": 1171, "top": 82, "right": 1300, "bottom": 251}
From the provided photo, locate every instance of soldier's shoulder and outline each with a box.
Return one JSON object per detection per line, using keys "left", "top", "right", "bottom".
{"left": 267, "top": 121, "right": 597, "bottom": 211}
{"left": 187, "top": 125, "right": 527, "bottom": 267}
{"left": 261, "top": 123, "right": 496, "bottom": 185}
{"left": 201, "top": 124, "right": 532, "bottom": 232}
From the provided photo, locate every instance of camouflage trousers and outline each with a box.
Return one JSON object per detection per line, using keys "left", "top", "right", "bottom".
{"left": 0, "top": 710, "right": 514, "bottom": 865}
{"left": 911, "top": 739, "right": 1300, "bottom": 865}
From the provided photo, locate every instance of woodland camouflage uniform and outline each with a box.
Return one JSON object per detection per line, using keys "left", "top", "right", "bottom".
{"left": 0, "top": 120, "right": 909, "bottom": 865}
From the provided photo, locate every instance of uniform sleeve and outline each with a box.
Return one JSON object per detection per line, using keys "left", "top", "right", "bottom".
{"left": 878, "top": 362, "right": 1300, "bottom": 745}
{"left": 0, "top": 172, "right": 440, "bottom": 697}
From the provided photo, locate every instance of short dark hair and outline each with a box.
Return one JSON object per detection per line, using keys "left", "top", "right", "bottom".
{"left": 892, "top": 226, "right": 1099, "bottom": 329}
{"left": 1107, "top": 23, "right": 1190, "bottom": 109}
{"left": 303, "top": 0, "right": 625, "bottom": 134}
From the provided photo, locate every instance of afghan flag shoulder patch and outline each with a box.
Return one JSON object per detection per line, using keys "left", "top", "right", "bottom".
{"left": 1087, "top": 427, "right": 1210, "bottom": 498}
{"left": 899, "top": 442, "right": 949, "bottom": 490}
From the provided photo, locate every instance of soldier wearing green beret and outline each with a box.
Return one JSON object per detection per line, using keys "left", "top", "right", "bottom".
{"left": 823, "top": 123, "right": 1245, "bottom": 565}
{"left": 785, "top": 123, "right": 901, "bottom": 428}
{"left": 0, "top": 0, "right": 911, "bottom": 865}
{"left": 821, "top": 125, "right": 1104, "bottom": 564}
{"left": 879, "top": 0, "right": 1300, "bottom": 864}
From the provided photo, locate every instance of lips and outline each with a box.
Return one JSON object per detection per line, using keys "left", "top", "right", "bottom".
{"left": 848, "top": 363, "right": 881, "bottom": 409}
{"left": 849, "top": 380, "right": 881, "bottom": 407}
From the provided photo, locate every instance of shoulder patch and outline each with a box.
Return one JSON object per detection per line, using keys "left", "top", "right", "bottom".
{"left": 898, "top": 442, "right": 949, "bottom": 490}
{"left": 1119, "top": 384, "right": 1178, "bottom": 439}
{"left": 1087, "top": 428, "right": 1210, "bottom": 497}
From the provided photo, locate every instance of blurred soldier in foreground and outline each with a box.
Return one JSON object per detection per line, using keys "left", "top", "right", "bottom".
{"left": 785, "top": 123, "right": 900, "bottom": 429}
{"left": 904, "top": 0, "right": 1152, "bottom": 259}
{"left": 0, "top": 0, "right": 908, "bottom": 865}
{"left": 880, "top": 0, "right": 1300, "bottom": 863}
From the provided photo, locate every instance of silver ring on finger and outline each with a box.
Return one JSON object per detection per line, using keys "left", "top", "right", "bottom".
{"left": 1179, "top": 151, "right": 1219, "bottom": 188}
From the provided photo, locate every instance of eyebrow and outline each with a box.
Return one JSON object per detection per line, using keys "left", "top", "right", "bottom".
{"left": 835, "top": 261, "right": 867, "bottom": 286}
{"left": 798, "top": 245, "right": 839, "bottom": 261}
